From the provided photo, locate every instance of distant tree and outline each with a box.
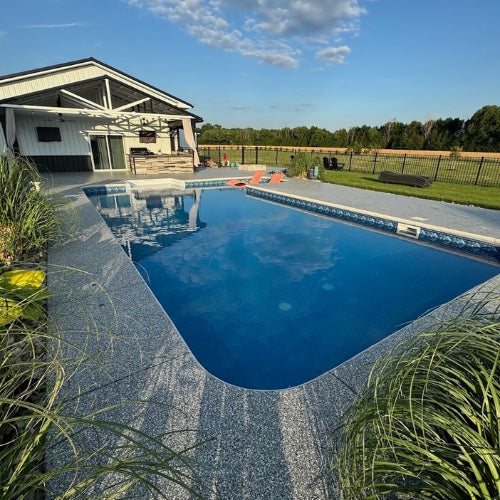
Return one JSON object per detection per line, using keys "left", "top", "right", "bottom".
{"left": 309, "top": 126, "right": 334, "bottom": 147}
{"left": 196, "top": 105, "right": 499, "bottom": 152}
{"left": 277, "top": 127, "right": 294, "bottom": 146}
{"left": 422, "top": 116, "right": 436, "bottom": 148}
{"left": 463, "top": 105, "right": 500, "bottom": 152}
{"left": 427, "top": 118, "right": 464, "bottom": 150}
{"left": 384, "top": 121, "right": 406, "bottom": 149}
{"left": 354, "top": 125, "right": 384, "bottom": 150}
{"left": 381, "top": 119, "right": 396, "bottom": 148}
{"left": 254, "top": 128, "right": 275, "bottom": 145}
{"left": 236, "top": 127, "right": 255, "bottom": 145}
{"left": 332, "top": 128, "right": 350, "bottom": 148}
{"left": 197, "top": 123, "right": 232, "bottom": 144}
{"left": 291, "top": 126, "right": 312, "bottom": 146}
{"left": 401, "top": 121, "right": 425, "bottom": 149}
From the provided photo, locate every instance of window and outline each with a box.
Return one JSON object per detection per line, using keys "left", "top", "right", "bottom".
{"left": 36, "top": 127, "right": 61, "bottom": 142}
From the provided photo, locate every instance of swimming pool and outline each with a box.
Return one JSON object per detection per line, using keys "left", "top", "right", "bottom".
{"left": 90, "top": 187, "right": 499, "bottom": 389}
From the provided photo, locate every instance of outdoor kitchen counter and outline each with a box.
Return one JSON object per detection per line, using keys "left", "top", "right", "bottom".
{"left": 130, "top": 152, "right": 194, "bottom": 174}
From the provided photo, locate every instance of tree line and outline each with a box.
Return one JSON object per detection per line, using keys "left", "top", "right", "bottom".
{"left": 197, "top": 105, "right": 500, "bottom": 152}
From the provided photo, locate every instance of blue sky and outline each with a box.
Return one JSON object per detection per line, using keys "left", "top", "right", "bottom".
{"left": 1, "top": 0, "right": 499, "bottom": 131}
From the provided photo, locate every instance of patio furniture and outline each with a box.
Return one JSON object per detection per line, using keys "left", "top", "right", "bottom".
{"left": 323, "top": 157, "right": 344, "bottom": 171}
{"left": 227, "top": 170, "right": 265, "bottom": 188}
{"left": 268, "top": 172, "right": 285, "bottom": 183}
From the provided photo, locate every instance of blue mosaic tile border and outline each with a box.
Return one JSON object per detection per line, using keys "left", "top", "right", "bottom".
{"left": 83, "top": 185, "right": 127, "bottom": 196}
{"left": 185, "top": 179, "right": 232, "bottom": 188}
{"left": 247, "top": 188, "right": 499, "bottom": 263}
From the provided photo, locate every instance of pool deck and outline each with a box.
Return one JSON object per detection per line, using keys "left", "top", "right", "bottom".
{"left": 45, "top": 168, "right": 499, "bottom": 499}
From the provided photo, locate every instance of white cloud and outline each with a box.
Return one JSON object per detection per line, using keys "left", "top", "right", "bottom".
{"left": 23, "top": 23, "right": 87, "bottom": 29}
{"left": 316, "top": 45, "right": 351, "bottom": 63}
{"left": 125, "top": 0, "right": 365, "bottom": 68}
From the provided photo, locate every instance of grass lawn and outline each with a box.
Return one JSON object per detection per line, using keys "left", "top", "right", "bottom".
{"left": 320, "top": 170, "right": 500, "bottom": 210}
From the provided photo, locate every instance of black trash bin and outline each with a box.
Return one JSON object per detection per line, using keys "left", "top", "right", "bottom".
{"left": 307, "top": 168, "right": 314, "bottom": 179}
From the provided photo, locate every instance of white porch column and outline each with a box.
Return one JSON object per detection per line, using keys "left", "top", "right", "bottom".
{"left": 5, "top": 107, "right": 16, "bottom": 156}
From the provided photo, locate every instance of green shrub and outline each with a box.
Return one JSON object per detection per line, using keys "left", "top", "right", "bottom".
{"left": 335, "top": 303, "right": 500, "bottom": 499}
{"left": 287, "top": 152, "right": 321, "bottom": 178}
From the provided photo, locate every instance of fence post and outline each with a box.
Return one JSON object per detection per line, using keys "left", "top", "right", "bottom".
{"left": 241, "top": 146, "right": 245, "bottom": 165}
{"left": 218, "top": 146, "right": 221, "bottom": 165}
{"left": 401, "top": 153, "right": 407, "bottom": 174}
{"left": 255, "top": 146, "right": 259, "bottom": 164}
{"left": 372, "top": 152, "right": 378, "bottom": 174}
{"left": 275, "top": 148, "right": 279, "bottom": 165}
{"left": 434, "top": 155, "right": 441, "bottom": 180}
{"left": 474, "top": 157, "right": 485, "bottom": 186}
{"left": 349, "top": 151, "right": 353, "bottom": 171}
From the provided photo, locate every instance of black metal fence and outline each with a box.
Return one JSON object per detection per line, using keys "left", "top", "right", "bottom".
{"left": 197, "top": 146, "right": 500, "bottom": 187}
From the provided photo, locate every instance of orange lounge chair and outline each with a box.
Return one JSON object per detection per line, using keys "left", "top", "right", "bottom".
{"left": 226, "top": 170, "right": 264, "bottom": 187}
{"left": 226, "top": 179, "right": 243, "bottom": 186}
{"left": 249, "top": 171, "right": 265, "bottom": 184}
{"left": 268, "top": 172, "right": 284, "bottom": 183}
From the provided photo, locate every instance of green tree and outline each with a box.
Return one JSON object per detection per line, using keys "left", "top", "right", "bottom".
{"left": 355, "top": 125, "right": 384, "bottom": 150}
{"left": 463, "top": 105, "right": 500, "bottom": 152}
{"left": 427, "top": 118, "right": 464, "bottom": 150}
{"left": 401, "top": 121, "right": 425, "bottom": 149}
{"left": 384, "top": 121, "right": 406, "bottom": 149}
{"left": 309, "top": 126, "right": 334, "bottom": 147}
{"left": 380, "top": 119, "right": 396, "bottom": 148}
{"left": 196, "top": 105, "right": 498, "bottom": 152}
{"left": 291, "top": 126, "right": 312, "bottom": 146}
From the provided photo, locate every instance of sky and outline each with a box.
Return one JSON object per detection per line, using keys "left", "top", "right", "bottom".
{"left": 1, "top": 0, "right": 499, "bottom": 131}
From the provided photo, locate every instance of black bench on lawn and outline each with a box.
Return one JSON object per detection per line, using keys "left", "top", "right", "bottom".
{"left": 379, "top": 170, "right": 433, "bottom": 188}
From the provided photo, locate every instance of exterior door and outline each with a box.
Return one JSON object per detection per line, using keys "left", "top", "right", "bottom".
{"left": 90, "top": 135, "right": 126, "bottom": 170}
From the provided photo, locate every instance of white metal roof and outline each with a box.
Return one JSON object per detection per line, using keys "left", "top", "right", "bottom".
{"left": 0, "top": 58, "right": 202, "bottom": 123}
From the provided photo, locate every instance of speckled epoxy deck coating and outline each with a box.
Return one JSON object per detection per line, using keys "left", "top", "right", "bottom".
{"left": 45, "top": 168, "right": 499, "bottom": 499}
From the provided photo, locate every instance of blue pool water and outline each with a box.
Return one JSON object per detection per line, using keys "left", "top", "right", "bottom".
{"left": 90, "top": 188, "right": 498, "bottom": 389}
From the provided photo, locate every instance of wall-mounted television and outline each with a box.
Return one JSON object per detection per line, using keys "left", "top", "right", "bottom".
{"left": 36, "top": 127, "right": 61, "bottom": 142}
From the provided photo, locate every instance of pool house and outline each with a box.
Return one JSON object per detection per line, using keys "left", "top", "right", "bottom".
{"left": 0, "top": 58, "right": 202, "bottom": 173}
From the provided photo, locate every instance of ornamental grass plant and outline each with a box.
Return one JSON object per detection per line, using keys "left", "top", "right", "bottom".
{"left": 287, "top": 152, "right": 321, "bottom": 178}
{"left": 335, "top": 292, "right": 500, "bottom": 499}
{"left": 1, "top": 155, "right": 212, "bottom": 498}
{"left": 0, "top": 155, "right": 68, "bottom": 266}
{"left": 1, "top": 274, "right": 211, "bottom": 499}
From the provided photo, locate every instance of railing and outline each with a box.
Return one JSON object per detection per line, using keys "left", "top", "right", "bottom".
{"left": 197, "top": 146, "right": 500, "bottom": 187}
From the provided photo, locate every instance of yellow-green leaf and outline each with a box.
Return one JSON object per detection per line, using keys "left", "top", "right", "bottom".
{"left": 0, "top": 269, "right": 45, "bottom": 290}
{"left": 0, "top": 299, "right": 22, "bottom": 325}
